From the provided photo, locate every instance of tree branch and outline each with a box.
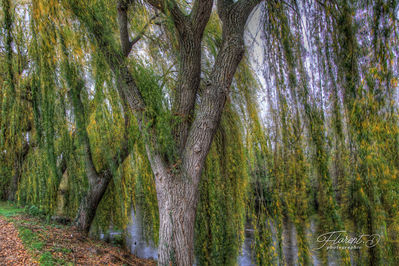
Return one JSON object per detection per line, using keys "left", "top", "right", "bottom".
{"left": 118, "top": 0, "right": 159, "bottom": 57}
{"left": 162, "top": 1, "right": 212, "bottom": 153}
{"left": 190, "top": 0, "right": 213, "bottom": 38}
{"left": 60, "top": 29, "right": 131, "bottom": 184}
{"left": 65, "top": 0, "right": 170, "bottom": 179}
{"left": 146, "top": 0, "right": 188, "bottom": 33}
{"left": 217, "top": 0, "right": 234, "bottom": 22}
{"left": 69, "top": 3, "right": 146, "bottom": 112}
{"left": 130, "top": 14, "right": 159, "bottom": 47}
{"left": 219, "top": 0, "right": 262, "bottom": 35}
{"left": 181, "top": 0, "right": 262, "bottom": 181}
{"left": 69, "top": 88, "right": 100, "bottom": 185}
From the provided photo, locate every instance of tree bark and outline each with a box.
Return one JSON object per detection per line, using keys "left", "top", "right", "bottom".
{"left": 155, "top": 173, "right": 199, "bottom": 265}
{"left": 69, "top": 85, "right": 129, "bottom": 232}
{"left": 55, "top": 170, "right": 69, "bottom": 216}
{"left": 74, "top": 170, "right": 112, "bottom": 232}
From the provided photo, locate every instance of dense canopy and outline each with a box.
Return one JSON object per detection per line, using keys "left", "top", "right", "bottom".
{"left": 1, "top": 0, "right": 398, "bottom": 265}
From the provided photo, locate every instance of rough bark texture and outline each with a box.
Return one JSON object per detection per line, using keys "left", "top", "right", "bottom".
{"left": 55, "top": 170, "right": 69, "bottom": 217}
{"left": 150, "top": 2, "right": 261, "bottom": 265}
{"left": 155, "top": 172, "right": 199, "bottom": 265}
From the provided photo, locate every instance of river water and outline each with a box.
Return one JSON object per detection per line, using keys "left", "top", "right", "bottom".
{"left": 125, "top": 206, "right": 158, "bottom": 260}
{"left": 100, "top": 210, "right": 352, "bottom": 265}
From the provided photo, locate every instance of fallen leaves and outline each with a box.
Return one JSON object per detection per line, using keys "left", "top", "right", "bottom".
{"left": 1, "top": 214, "right": 155, "bottom": 265}
{"left": 0, "top": 217, "right": 37, "bottom": 265}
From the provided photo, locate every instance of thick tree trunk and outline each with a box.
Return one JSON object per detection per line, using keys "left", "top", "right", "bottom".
{"left": 52, "top": 169, "right": 72, "bottom": 224}
{"left": 75, "top": 171, "right": 112, "bottom": 232}
{"left": 158, "top": 189, "right": 196, "bottom": 265}
{"left": 144, "top": 150, "right": 202, "bottom": 265}
{"left": 155, "top": 172, "right": 199, "bottom": 266}
{"left": 67, "top": 0, "right": 262, "bottom": 261}
{"left": 7, "top": 171, "right": 19, "bottom": 202}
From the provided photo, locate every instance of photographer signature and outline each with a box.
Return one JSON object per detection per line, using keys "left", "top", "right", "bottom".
{"left": 314, "top": 231, "right": 381, "bottom": 250}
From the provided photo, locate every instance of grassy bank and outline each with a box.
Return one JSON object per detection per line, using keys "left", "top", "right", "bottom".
{"left": 0, "top": 201, "right": 154, "bottom": 265}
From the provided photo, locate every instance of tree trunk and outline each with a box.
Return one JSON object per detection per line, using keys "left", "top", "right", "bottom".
{"left": 158, "top": 189, "right": 196, "bottom": 264}
{"left": 146, "top": 153, "right": 201, "bottom": 266}
{"left": 55, "top": 170, "right": 69, "bottom": 217}
{"left": 155, "top": 173, "right": 199, "bottom": 266}
{"left": 63, "top": 53, "right": 130, "bottom": 233}
{"left": 75, "top": 171, "right": 112, "bottom": 232}
{"left": 66, "top": 0, "right": 262, "bottom": 259}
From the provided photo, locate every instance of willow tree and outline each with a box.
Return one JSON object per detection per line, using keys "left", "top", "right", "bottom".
{"left": 252, "top": 0, "right": 398, "bottom": 265}
{"left": 55, "top": 0, "right": 264, "bottom": 264}
{"left": 0, "top": 0, "right": 33, "bottom": 201}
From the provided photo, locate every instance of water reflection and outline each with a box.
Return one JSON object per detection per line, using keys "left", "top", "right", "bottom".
{"left": 238, "top": 228, "right": 255, "bottom": 266}
{"left": 98, "top": 209, "right": 353, "bottom": 265}
{"left": 126, "top": 206, "right": 158, "bottom": 260}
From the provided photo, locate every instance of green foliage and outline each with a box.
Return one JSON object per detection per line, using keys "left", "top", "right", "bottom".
{"left": 132, "top": 62, "right": 177, "bottom": 164}
{"left": 0, "top": 201, "right": 24, "bottom": 217}
{"left": 39, "top": 251, "right": 58, "bottom": 265}
{"left": 18, "top": 227, "right": 45, "bottom": 252}
{"left": 1, "top": 1, "right": 398, "bottom": 265}
{"left": 195, "top": 104, "right": 248, "bottom": 265}
{"left": 24, "top": 205, "right": 47, "bottom": 218}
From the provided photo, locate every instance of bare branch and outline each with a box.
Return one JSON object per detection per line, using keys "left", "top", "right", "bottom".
{"left": 130, "top": 14, "right": 159, "bottom": 48}
{"left": 118, "top": 0, "right": 159, "bottom": 57}
{"left": 190, "top": 0, "right": 213, "bottom": 38}
{"left": 146, "top": 0, "right": 188, "bottom": 33}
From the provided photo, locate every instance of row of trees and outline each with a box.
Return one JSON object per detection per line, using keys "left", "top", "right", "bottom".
{"left": 1, "top": 0, "right": 398, "bottom": 265}
{"left": 249, "top": 1, "right": 399, "bottom": 265}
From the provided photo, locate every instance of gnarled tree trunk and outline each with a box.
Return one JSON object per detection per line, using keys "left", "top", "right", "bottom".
{"left": 74, "top": 171, "right": 112, "bottom": 232}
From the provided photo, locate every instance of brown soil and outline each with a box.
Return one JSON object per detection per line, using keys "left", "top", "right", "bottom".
{"left": 0, "top": 217, "right": 36, "bottom": 265}
{"left": 0, "top": 214, "right": 155, "bottom": 265}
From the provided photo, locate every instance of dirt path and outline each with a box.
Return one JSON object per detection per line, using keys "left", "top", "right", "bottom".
{"left": 0, "top": 204, "right": 155, "bottom": 266}
{"left": 0, "top": 217, "right": 37, "bottom": 265}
